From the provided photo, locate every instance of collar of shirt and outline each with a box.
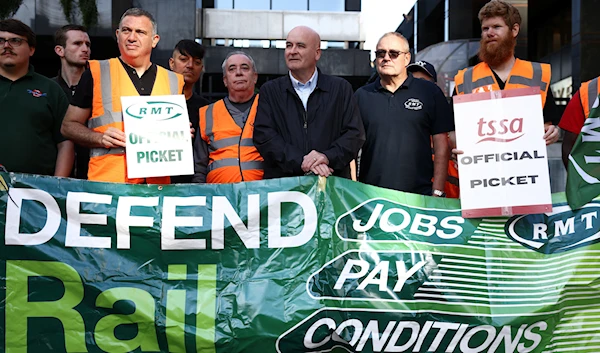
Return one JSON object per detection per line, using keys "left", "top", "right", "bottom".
{"left": 375, "top": 73, "right": 414, "bottom": 93}
{"left": 289, "top": 68, "right": 318, "bottom": 92}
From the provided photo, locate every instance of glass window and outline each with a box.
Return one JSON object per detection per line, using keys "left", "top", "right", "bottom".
{"left": 272, "top": 0, "right": 308, "bottom": 10}
{"left": 215, "top": 0, "right": 233, "bottom": 9}
{"left": 234, "top": 0, "right": 270, "bottom": 10}
{"left": 309, "top": 0, "right": 344, "bottom": 11}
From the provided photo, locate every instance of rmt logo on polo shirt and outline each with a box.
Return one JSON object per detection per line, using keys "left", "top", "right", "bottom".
{"left": 26, "top": 89, "right": 47, "bottom": 97}
{"left": 404, "top": 98, "right": 423, "bottom": 110}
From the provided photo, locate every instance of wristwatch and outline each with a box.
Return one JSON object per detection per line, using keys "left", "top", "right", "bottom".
{"left": 432, "top": 189, "right": 446, "bottom": 197}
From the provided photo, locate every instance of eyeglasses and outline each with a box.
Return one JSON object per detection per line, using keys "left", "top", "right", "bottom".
{"left": 374, "top": 49, "right": 408, "bottom": 60}
{"left": 0, "top": 37, "right": 28, "bottom": 47}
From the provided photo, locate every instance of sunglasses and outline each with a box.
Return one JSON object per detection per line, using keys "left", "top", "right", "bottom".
{"left": 374, "top": 49, "right": 408, "bottom": 60}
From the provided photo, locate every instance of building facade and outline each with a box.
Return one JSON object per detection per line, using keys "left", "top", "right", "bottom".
{"left": 12, "top": 0, "right": 371, "bottom": 100}
{"left": 396, "top": 0, "right": 600, "bottom": 192}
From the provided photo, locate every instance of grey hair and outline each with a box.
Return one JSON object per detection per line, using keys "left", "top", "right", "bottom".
{"left": 221, "top": 51, "right": 257, "bottom": 76}
{"left": 119, "top": 8, "right": 157, "bottom": 35}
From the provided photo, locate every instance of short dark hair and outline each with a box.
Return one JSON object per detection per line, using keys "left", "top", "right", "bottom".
{"left": 119, "top": 8, "right": 157, "bottom": 34}
{"left": 173, "top": 39, "right": 205, "bottom": 60}
{"left": 54, "top": 24, "right": 87, "bottom": 47}
{"left": 0, "top": 19, "right": 36, "bottom": 48}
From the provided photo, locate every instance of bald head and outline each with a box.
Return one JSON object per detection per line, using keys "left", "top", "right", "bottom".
{"left": 285, "top": 26, "right": 322, "bottom": 82}
{"left": 287, "top": 26, "right": 321, "bottom": 48}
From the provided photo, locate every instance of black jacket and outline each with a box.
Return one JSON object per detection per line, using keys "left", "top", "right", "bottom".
{"left": 253, "top": 71, "right": 365, "bottom": 179}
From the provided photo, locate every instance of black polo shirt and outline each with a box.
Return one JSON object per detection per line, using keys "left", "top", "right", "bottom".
{"left": 71, "top": 57, "right": 158, "bottom": 108}
{"left": 355, "top": 74, "right": 454, "bottom": 195}
{"left": 52, "top": 71, "right": 77, "bottom": 102}
{"left": 0, "top": 66, "right": 69, "bottom": 175}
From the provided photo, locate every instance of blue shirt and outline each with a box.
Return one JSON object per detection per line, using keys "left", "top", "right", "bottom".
{"left": 289, "top": 69, "right": 318, "bottom": 110}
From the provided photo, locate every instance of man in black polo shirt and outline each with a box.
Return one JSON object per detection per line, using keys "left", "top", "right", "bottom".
{"left": 53, "top": 24, "right": 91, "bottom": 179}
{"left": 0, "top": 19, "right": 74, "bottom": 177}
{"left": 355, "top": 32, "right": 454, "bottom": 196}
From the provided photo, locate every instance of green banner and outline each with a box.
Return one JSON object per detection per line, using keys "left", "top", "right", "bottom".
{"left": 1, "top": 172, "right": 600, "bottom": 352}
{"left": 566, "top": 107, "right": 600, "bottom": 210}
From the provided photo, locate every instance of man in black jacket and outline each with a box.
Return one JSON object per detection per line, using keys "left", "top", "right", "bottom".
{"left": 253, "top": 26, "right": 364, "bottom": 179}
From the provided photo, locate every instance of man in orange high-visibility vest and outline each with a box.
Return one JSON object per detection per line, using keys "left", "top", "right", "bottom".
{"left": 192, "top": 51, "right": 263, "bottom": 184}
{"left": 454, "top": 0, "right": 560, "bottom": 146}
{"left": 61, "top": 8, "right": 184, "bottom": 184}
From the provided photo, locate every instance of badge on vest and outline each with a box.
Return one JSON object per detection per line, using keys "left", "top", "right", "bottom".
{"left": 404, "top": 98, "right": 423, "bottom": 111}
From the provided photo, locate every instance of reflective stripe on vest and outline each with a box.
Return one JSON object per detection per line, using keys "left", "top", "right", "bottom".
{"left": 457, "top": 67, "right": 495, "bottom": 95}
{"left": 507, "top": 62, "right": 547, "bottom": 92}
{"left": 207, "top": 159, "right": 264, "bottom": 172}
{"left": 89, "top": 59, "right": 181, "bottom": 159}
{"left": 208, "top": 136, "right": 255, "bottom": 151}
{"left": 456, "top": 61, "right": 549, "bottom": 102}
{"left": 582, "top": 77, "right": 600, "bottom": 119}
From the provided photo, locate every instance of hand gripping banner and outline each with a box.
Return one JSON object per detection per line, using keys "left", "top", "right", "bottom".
{"left": 1, "top": 172, "right": 600, "bottom": 352}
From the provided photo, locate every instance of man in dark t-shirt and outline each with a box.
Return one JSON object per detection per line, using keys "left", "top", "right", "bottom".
{"left": 52, "top": 24, "right": 91, "bottom": 179}
{"left": 169, "top": 39, "right": 210, "bottom": 183}
{"left": 355, "top": 33, "right": 454, "bottom": 196}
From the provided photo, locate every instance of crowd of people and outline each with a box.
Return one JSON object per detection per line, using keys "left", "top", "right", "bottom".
{"left": 0, "top": 0, "right": 589, "bottom": 199}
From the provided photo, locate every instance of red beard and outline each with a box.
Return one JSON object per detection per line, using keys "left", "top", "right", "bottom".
{"left": 478, "top": 33, "right": 516, "bottom": 68}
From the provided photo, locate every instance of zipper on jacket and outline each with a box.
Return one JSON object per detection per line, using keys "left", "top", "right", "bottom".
{"left": 238, "top": 122, "right": 246, "bottom": 182}
{"left": 303, "top": 111, "right": 308, "bottom": 152}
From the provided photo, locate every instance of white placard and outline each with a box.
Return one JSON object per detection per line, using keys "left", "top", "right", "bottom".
{"left": 453, "top": 87, "right": 552, "bottom": 218}
{"left": 121, "top": 95, "right": 193, "bottom": 179}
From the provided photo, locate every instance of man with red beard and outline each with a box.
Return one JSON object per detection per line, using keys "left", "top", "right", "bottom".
{"left": 454, "top": 0, "right": 560, "bottom": 145}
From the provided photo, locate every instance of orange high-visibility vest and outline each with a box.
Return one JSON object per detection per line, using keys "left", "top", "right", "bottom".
{"left": 431, "top": 136, "right": 460, "bottom": 198}
{"left": 87, "top": 58, "right": 184, "bottom": 184}
{"left": 454, "top": 59, "right": 551, "bottom": 107}
{"left": 445, "top": 158, "right": 460, "bottom": 198}
{"left": 579, "top": 77, "right": 600, "bottom": 119}
{"left": 199, "top": 97, "right": 264, "bottom": 183}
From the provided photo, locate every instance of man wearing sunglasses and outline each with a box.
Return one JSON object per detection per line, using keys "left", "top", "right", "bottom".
{"left": 0, "top": 19, "right": 74, "bottom": 177}
{"left": 354, "top": 32, "right": 454, "bottom": 197}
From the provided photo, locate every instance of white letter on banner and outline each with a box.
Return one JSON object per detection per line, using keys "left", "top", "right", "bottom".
{"left": 161, "top": 196, "right": 207, "bottom": 250}
{"left": 268, "top": 191, "right": 317, "bottom": 248}
{"left": 5, "top": 188, "right": 61, "bottom": 245}
{"left": 116, "top": 196, "right": 159, "bottom": 249}
{"left": 211, "top": 195, "right": 260, "bottom": 249}
{"left": 333, "top": 319, "right": 364, "bottom": 346}
{"left": 334, "top": 259, "right": 370, "bottom": 290}
{"left": 356, "top": 261, "right": 389, "bottom": 291}
{"left": 66, "top": 192, "right": 113, "bottom": 248}
{"left": 304, "top": 318, "right": 336, "bottom": 349}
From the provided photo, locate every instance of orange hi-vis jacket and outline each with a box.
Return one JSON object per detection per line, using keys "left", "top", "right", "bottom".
{"left": 454, "top": 59, "right": 551, "bottom": 107}
{"left": 199, "top": 96, "right": 264, "bottom": 183}
{"left": 87, "top": 58, "right": 184, "bottom": 184}
{"left": 579, "top": 77, "right": 600, "bottom": 119}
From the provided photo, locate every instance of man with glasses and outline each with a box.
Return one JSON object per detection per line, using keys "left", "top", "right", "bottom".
{"left": 355, "top": 32, "right": 454, "bottom": 196}
{"left": 253, "top": 25, "right": 364, "bottom": 179}
{"left": 0, "top": 19, "right": 74, "bottom": 177}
